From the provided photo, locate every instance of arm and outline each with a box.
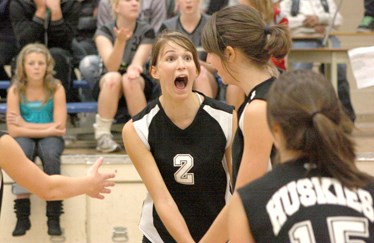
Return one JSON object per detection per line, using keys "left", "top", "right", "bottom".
{"left": 52, "top": 83, "right": 67, "bottom": 130}
{"left": 228, "top": 192, "right": 255, "bottom": 243}
{"left": 6, "top": 86, "right": 66, "bottom": 138}
{"left": 96, "top": 27, "right": 133, "bottom": 71}
{"left": 46, "top": 0, "right": 80, "bottom": 50}
{"left": 10, "top": 0, "right": 45, "bottom": 47}
{"left": 122, "top": 121, "right": 195, "bottom": 243}
{"left": 126, "top": 43, "right": 153, "bottom": 80}
{"left": 235, "top": 100, "right": 273, "bottom": 189}
{"left": 0, "top": 134, "right": 115, "bottom": 200}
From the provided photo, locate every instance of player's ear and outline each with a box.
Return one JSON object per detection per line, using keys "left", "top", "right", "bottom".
{"left": 224, "top": 46, "right": 236, "bottom": 63}
{"left": 150, "top": 66, "right": 159, "bottom": 79}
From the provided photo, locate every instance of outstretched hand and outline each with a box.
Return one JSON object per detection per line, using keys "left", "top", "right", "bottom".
{"left": 86, "top": 157, "right": 116, "bottom": 199}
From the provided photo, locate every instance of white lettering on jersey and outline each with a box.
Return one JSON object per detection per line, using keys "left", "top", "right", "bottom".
{"left": 266, "top": 177, "right": 374, "bottom": 236}
{"left": 173, "top": 154, "right": 194, "bottom": 185}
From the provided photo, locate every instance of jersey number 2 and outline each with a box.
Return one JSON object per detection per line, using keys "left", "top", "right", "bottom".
{"left": 289, "top": 216, "right": 369, "bottom": 243}
{"left": 174, "top": 154, "right": 194, "bottom": 185}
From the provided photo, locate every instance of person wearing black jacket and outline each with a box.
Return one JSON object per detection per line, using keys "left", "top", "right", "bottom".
{"left": 0, "top": 0, "right": 18, "bottom": 99}
{"left": 9, "top": 0, "right": 81, "bottom": 102}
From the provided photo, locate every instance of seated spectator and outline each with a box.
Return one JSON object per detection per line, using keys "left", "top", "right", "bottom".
{"left": 159, "top": 0, "right": 219, "bottom": 98}
{"left": 0, "top": 0, "right": 18, "bottom": 99}
{"left": 280, "top": 0, "right": 356, "bottom": 122}
{"left": 9, "top": 0, "right": 80, "bottom": 102}
{"left": 80, "top": 0, "right": 167, "bottom": 101}
{"left": 92, "top": 0, "right": 158, "bottom": 153}
{"left": 7, "top": 43, "right": 67, "bottom": 237}
{"left": 72, "top": 0, "right": 100, "bottom": 101}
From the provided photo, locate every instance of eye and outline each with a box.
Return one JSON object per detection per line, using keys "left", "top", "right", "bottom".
{"left": 166, "top": 55, "right": 175, "bottom": 62}
{"left": 184, "top": 55, "right": 192, "bottom": 61}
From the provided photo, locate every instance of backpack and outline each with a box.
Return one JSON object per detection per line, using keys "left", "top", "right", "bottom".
{"left": 291, "top": 0, "right": 330, "bottom": 16}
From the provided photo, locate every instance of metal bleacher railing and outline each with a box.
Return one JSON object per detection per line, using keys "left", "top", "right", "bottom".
{"left": 0, "top": 80, "right": 97, "bottom": 114}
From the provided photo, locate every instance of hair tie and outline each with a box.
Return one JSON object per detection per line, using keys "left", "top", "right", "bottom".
{"left": 264, "top": 25, "right": 271, "bottom": 35}
{"left": 311, "top": 110, "right": 321, "bottom": 120}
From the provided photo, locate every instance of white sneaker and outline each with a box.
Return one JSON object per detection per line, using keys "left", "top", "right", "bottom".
{"left": 96, "top": 134, "right": 121, "bottom": 153}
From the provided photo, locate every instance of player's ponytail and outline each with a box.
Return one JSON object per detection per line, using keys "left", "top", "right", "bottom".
{"left": 267, "top": 70, "right": 373, "bottom": 189}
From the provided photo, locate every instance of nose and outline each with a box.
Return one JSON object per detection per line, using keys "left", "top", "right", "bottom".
{"left": 176, "top": 57, "right": 186, "bottom": 69}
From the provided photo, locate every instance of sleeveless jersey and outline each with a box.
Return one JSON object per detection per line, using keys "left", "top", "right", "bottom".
{"left": 0, "top": 131, "right": 6, "bottom": 216}
{"left": 238, "top": 157, "right": 374, "bottom": 243}
{"left": 231, "top": 77, "right": 275, "bottom": 188}
{"left": 132, "top": 93, "right": 234, "bottom": 242}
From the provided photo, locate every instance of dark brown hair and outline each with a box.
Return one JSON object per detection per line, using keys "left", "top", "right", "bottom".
{"left": 267, "top": 70, "right": 372, "bottom": 189}
{"left": 201, "top": 5, "right": 291, "bottom": 70}
{"left": 149, "top": 31, "right": 201, "bottom": 74}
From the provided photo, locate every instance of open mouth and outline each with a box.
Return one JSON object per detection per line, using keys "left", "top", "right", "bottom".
{"left": 174, "top": 75, "right": 188, "bottom": 89}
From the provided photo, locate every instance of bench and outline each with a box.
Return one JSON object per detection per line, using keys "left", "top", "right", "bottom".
{"left": 0, "top": 80, "right": 97, "bottom": 114}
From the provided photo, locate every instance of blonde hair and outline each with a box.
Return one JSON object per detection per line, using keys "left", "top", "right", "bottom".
{"left": 12, "top": 43, "right": 59, "bottom": 103}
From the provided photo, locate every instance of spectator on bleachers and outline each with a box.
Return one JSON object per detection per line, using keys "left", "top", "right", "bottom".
{"left": 72, "top": 0, "right": 100, "bottom": 101}
{"left": 0, "top": 0, "right": 18, "bottom": 100}
{"left": 357, "top": 0, "right": 374, "bottom": 32}
{"left": 6, "top": 43, "right": 67, "bottom": 237}
{"left": 92, "top": 0, "right": 158, "bottom": 153}
{"left": 80, "top": 0, "right": 167, "bottom": 102}
{"left": 159, "top": 0, "right": 219, "bottom": 98}
{"left": 280, "top": 0, "right": 356, "bottom": 122}
{"left": 72, "top": 0, "right": 99, "bottom": 65}
{"left": 9, "top": 0, "right": 81, "bottom": 103}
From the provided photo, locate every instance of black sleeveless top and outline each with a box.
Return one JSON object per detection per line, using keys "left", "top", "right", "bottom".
{"left": 0, "top": 131, "right": 6, "bottom": 216}
{"left": 231, "top": 77, "right": 275, "bottom": 188}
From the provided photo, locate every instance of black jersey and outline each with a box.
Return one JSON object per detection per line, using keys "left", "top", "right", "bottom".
{"left": 231, "top": 77, "right": 275, "bottom": 188}
{"left": 238, "top": 157, "right": 374, "bottom": 243}
{"left": 0, "top": 131, "right": 6, "bottom": 216}
{"left": 132, "top": 93, "right": 234, "bottom": 242}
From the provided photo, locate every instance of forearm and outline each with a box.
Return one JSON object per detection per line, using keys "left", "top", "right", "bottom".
{"left": 8, "top": 126, "right": 60, "bottom": 138}
{"left": 155, "top": 202, "right": 195, "bottom": 243}
{"left": 104, "top": 40, "right": 127, "bottom": 71}
{"left": 200, "top": 204, "right": 229, "bottom": 243}
{"left": 36, "top": 175, "right": 94, "bottom": 200}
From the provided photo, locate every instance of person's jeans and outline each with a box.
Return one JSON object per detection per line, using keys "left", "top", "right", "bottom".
{"left": 12, "top": 136, "right": 64, "bottom": 195}
{"left": 292, "top": 37, "right": 356, "bottom": 121}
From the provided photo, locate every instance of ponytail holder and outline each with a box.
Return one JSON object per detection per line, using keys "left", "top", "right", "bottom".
{"left": 264, "top": 25, "right": 271, "bottom": 35}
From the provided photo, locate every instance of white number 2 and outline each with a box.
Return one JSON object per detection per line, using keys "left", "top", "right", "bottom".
{"left": 289, "top": 217, "right": 369, "bottom": 243}
{"left": 173, "top": 154, "right": 194, "bottom": 185}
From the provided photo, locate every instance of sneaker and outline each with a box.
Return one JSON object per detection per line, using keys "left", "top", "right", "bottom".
{"left": 96, "top": 134, "right": 121, "bottom": 153}
{"left": 357, "top": 16, "right": 374, "bottom": 32}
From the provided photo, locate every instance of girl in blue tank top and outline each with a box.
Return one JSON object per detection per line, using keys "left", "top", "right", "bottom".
{"left": 6, "top": 43, "right": 67, "bottom": 236}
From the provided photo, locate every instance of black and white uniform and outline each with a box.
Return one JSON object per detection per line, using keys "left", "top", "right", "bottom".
{"left": 0, "top": 131, "right": 6, "bottom": 216}
{"left": 238, "top": 157, "right": 374, "bottom": 243}
{"left": 132, "top": 92, "right": 233, "bottom": 242}
{"left": 231, "top": 77, "right": 275, "bottom": 187}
